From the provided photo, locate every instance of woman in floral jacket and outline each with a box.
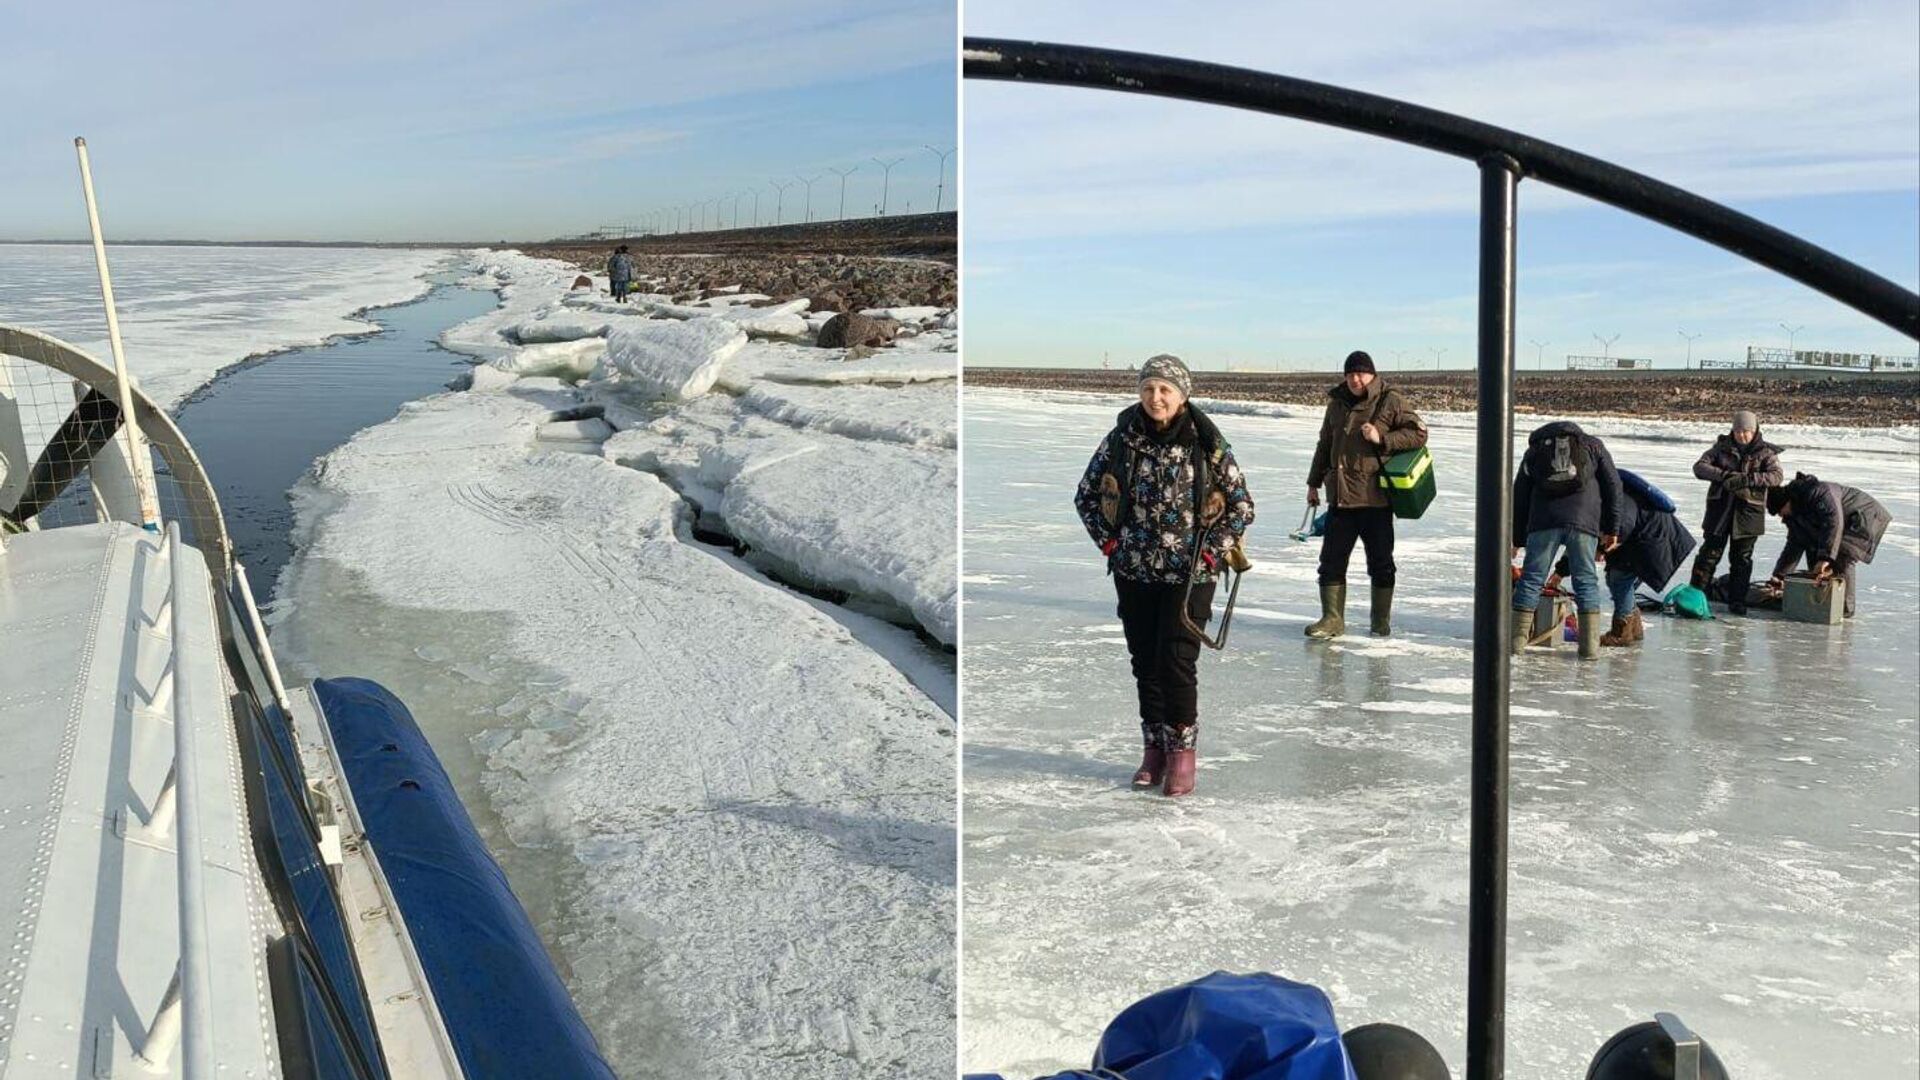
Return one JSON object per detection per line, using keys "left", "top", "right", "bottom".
{"left": 1073, "top": 355, "right": 1255, "bottom": 797}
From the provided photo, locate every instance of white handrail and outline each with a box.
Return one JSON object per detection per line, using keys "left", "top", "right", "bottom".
{"left": 233, "top": 563, "right": 291, "bottom": 714}
{"left": 73, "top": 138, "right": 162, "bottom": 531}
{"left": 167, "top": 523, "right": 214, "bottom": 1076}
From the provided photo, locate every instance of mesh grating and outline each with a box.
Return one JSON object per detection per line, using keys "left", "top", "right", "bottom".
{"left": 0, "top": 326, "right": 230, "bottom": 582}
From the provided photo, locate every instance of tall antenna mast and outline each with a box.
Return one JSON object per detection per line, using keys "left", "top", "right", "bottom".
{"left": 74, "top": 137, "right": 161, "bottom": 531}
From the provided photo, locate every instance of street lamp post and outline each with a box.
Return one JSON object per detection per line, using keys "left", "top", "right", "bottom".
{"left": 796, "top": 173, "right": 824, "bottom": 223}
{"left": 1528, "top": 338, "right": 1548, "bottom": 370}
{"left": 769, "top": 179, "right": 794, "bottom": 225}
{"left": 1678, "top": 329, "right": 1702, "bottom": 369}
{"left": 1779, "top": 321, "right": 1805, "bottom": 355}
{"left": 1430, "top": 346, "right": 1447, "bottom": 370}
{"left": 829, "top": 165, "right": 860, "bottom": 220}
{"left": 871, "top": 156, "right": 904, "bottom": 216}
{"left": 751, "top": 188, "right": 761, "bottom": 227}
{"left": 924, "top": 144, "right": 955, "bottom": 213}
{"left": 1593, "top": 332, "right": 1620, "bottom": 358}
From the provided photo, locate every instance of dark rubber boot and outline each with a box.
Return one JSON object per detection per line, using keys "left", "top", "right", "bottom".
{"left": 1509, "top": 609, "right": 1532, "bottom": 656}
{"left": 1578, "top": 612, "right": 1605, "bottom": 660}
{"left": 1162, "top": 749, "right": 1196, "bottom": 797}
{"left": 1369, "top": 586, "right": 1393, "bottom": 637}
{"left": 1132, "top": 745, "right": 1166, "bottom": 788}
{"left": 1305, "top": 584, "right": 1346, "bottom": 639}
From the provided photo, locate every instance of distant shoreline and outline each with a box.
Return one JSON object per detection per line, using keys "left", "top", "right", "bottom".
{"left": 1, "top": 211, "right": 958, "bottom": 258}
{"left": 964, "top": 366, "right": 1920, "bottom": 426}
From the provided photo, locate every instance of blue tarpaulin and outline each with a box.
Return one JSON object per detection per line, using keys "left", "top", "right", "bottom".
{"left": 315, "top": 678, "right": 616, "bottom": 1080}
{"left": 968, "top": 971, "right": 1356, "bottom": 1080}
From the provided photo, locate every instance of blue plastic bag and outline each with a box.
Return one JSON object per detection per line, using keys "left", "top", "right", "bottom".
{"left": 970, "top": 972, "right": 1356, "bottom": 1080}
{"left": 1665, "top": 583, "right": 1713, "bottom": 619}
{"left": 1095, "top": 972, "right": 1356, "bottom": 1080}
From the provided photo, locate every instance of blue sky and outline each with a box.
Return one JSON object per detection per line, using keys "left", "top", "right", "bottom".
{"left": 964, "top": 1, "right": 1919, "bottom": 369}
{"left": 1, "top": 1, "right": 955, "bottom": 241}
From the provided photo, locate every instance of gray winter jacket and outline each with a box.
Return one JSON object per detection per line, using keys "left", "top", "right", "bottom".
{"left": 1693, "top": 431, "right": 1782, "bottom": 539}
{"left": 607, "top": 252, "right": 635, "bottom": 283}
{"left": 1773, "top": 478, "right": 1891, "bottom": 575}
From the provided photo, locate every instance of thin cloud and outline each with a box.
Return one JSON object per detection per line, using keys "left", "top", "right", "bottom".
{"left": 964, "top": 1, "right": 1919, "bottom": 241}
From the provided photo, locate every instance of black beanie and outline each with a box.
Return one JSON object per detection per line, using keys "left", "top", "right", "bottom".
{"left": 1344, "top": 350, "right": 1376, "bottom": 375}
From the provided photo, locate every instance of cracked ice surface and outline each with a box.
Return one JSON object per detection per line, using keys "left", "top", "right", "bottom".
{"left": 962, "top": 388, "right": 1918, "bottom": 1080}
{"left": 604, "top": 392, "right": 958, "bottom": 644}
{"left": 275, "top": 250, "right": 955, "bottom": 1078}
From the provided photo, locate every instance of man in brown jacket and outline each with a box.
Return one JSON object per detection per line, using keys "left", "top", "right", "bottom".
{"left": 1304, "top": 351, "right": 1429, "bottom": 637}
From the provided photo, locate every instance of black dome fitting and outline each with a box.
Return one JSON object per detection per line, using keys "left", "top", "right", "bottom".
{"left": 1344, "top": 1023, "right": 1452, "bottom": 1080}
{"left": 1588, "top": 1020, "right": 1730, "bottom": 1080}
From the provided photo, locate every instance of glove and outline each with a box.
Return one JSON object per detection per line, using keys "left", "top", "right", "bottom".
{"left": 1723, "top": 474, "right": 1748, "bottom": 492}
{"left": 1200, "top": 549, "right": 1220, "bottom": 572}
{"left": 1100, "top": 537, "right": 1119, "bottom": 558}
{"left": 1306, "top": 485, "right": 1320, "bottom": 508}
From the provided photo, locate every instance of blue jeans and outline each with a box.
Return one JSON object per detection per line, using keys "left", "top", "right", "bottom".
{"left": 1605, "top": 565, "right": 1640, "bottom": 619}
{"left": 1513, "top": 528, "right": 1604, "bottom": 614}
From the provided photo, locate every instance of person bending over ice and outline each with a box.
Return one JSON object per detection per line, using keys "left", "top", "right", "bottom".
{"left": 1764, "top": 473, "right": 1891, "bottom": 619}
{"left": 1510, "top": 421, "right": 1623, "bottom": 661}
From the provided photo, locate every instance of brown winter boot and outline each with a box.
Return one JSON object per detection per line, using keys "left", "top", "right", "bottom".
{"left": 1162, "top": 749, "right": 1196, "bottom": 797}
{"left": 1369, "top": 586, "right": 1394, "bottom": 637}
{"left": 1599, "top": 614, "right": 1635, "bottom": 647}
{"left": 1132, "top": 745, "right": 1166, "bottom": 788}
{"left": 1305, "top": 584, "right": 1346, "bottom": 639}
{"left": 1626, "top": 609, "right": 1644, "bottom": 642}
{"left": 1577, "top": 612, "right": 1605, "bottom": 660}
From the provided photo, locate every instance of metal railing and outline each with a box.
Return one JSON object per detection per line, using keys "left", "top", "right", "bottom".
{"left": 128, "top": 525, "right": 215, "bottom": 1074}
{"left": 964, "top": 37, "right": 1920, "bottom": 1080}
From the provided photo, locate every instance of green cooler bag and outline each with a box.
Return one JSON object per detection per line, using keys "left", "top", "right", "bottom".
{"left": 1377, "top": 446, "right": 1436, "bottom": 519}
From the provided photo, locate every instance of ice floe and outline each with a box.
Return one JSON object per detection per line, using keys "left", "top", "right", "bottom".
{"left": 599, "top": 318, "right": 747, "bottom": 400}
{"left": 277, "top": 247, "right": 957, "bottom": 1077}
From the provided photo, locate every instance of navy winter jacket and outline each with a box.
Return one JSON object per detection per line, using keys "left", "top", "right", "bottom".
{"left": 1511, "top": 421, "right": 1623, "bottom": 545}
{"left": 1609, "top": 488, "right": 1697, "bottom": 592}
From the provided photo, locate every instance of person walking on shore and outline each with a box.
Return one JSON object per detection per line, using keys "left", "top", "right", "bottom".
{"left": 1510, "top": 421, "right": 1623, "bottom": 661}
{"left": 1765, "top": 473, "right": 1891, "bottom": 619}
{"left": 1688, "top": 410, "right": 1782, "bottom": 615}
{"left": 1074, "top": 355, "right": 1256, "bottom": 797}
{"left": 1303, "top": 350, "right": 1428, "bottom": 638}
{"left": 607, "top": 244, "right": 635, "bottom": 302}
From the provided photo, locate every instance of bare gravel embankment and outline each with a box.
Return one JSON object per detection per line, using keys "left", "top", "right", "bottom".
{"left": 523, "top": 213, "right": 956, "bottom": 313}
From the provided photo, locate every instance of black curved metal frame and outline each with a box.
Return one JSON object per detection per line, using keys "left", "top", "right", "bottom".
{"left": 964, "top": 37, "right": 1920, "bottom": 1080}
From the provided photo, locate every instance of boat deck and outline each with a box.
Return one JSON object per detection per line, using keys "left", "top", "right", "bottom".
{"left": 0, "top": 522, "right": 279, "bottom": 1078}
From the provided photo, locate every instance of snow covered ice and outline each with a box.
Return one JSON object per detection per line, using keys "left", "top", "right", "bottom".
{"left": 272, "top": 250, "right": 957, "bottom": 1077}
{"left": 0, "top": 243, "right": 443, "bottom": 408}
{"left": 962, "top": 388, "right": 1918, "bottom": 1080}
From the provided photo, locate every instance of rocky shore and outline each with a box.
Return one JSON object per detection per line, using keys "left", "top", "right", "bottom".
{"left": 965, "top": 367, "right": 1920, "bottom": 426}
{"left": 525, "top": 212, "right": 956, "bottom": 314}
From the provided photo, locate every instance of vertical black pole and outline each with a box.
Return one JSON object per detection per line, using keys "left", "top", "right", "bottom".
{"left": 1468, "top": 153, "right": 1519, "bottom": 1080}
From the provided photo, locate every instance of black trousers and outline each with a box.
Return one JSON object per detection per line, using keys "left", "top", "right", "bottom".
{"left": 1318, "top": 506, "right": 1396, "bottom": 588}
{"left": 1691, "top": 532, "right": 1757, "bottom": 606}
{"left": 1116, "top": 577, "right": 1215, "bottom": 750}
